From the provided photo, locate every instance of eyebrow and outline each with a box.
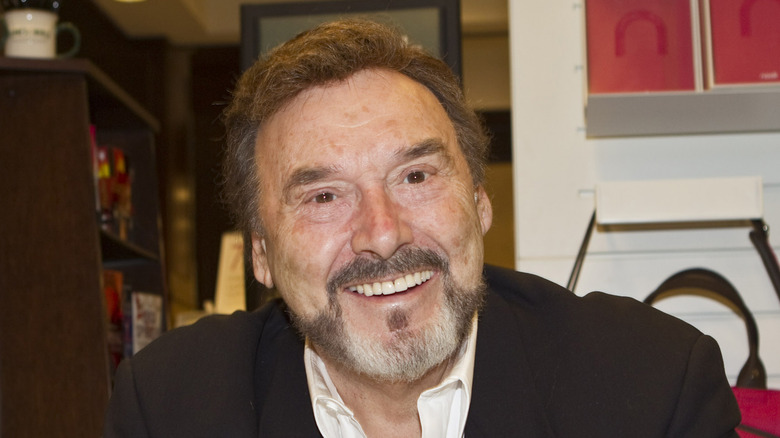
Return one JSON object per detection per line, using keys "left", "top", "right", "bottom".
{"left": 281, "top": 137, "right": 452, "bottom": 202}
{"left": 397, "top": 138, "right": 451, "bottom": 165}
{"left": 282, "top": 165, "right": 340, "bottom": 203}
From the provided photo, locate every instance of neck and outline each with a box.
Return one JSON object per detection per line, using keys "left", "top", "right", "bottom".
{"left": 317, "top": 347, "right": 455, "bottom": 438}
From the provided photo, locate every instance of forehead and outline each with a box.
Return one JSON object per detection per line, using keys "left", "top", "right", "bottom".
{"left": 254, "top": 69, "right": 461, "bottom": 176}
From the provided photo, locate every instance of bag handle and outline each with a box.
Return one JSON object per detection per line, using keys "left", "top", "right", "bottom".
{"left": 750, "top": 219, "right": 780, "bottom": 305}
{"left": 643, "top": 268, "right": 766, "bottom": 389}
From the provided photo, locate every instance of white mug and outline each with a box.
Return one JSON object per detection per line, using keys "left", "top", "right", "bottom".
{"left": 2, "top": 8, "right": 80, "bottom": 59}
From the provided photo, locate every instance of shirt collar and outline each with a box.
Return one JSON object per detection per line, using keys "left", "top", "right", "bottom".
{"left": 304, "top": 313, "right": 479, "bottom": 438}
{"left": 305, "top": 338, "right": 365, "bottom": 437}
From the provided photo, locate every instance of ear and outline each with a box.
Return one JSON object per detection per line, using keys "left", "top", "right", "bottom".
{"left": 250, "top": 233, "right": 274, "bottom": 288}
{"left": 476, "top": 185, "right": 493, "bottom": 236}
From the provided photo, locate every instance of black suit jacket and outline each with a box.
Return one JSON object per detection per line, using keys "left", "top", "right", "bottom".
{"left": 104, "top": 266, "right": 740, "bottom": 437}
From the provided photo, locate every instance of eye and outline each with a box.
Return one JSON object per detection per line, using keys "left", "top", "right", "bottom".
{"left": 311, "top": 192, "right": 336, "bottom": 203}
{"left": 403, "top": 170, "right": 428, "bottom": 184}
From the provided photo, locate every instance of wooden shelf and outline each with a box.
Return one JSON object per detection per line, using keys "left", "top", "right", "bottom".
{"left": 0, "top": 57, "right": 159, "bottom": 131}
{"left": 585, "top": 87, "right": 780, "bottom": 138}
{"left": 101, "top": 230, "right": 160, "bottom": 262}
{"left": 0, "top": 57, "right": 166, "bottom": 437}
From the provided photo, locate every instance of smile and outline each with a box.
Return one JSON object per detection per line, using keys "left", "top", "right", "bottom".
{"left": 347, "top": 270, "right": 433, "bottom": 297}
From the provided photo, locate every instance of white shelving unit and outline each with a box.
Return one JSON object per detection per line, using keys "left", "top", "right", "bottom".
{"left": 586, "top": 88, "right": 780, "bottom": 137}
{"left": 509, "top": 0, "right": 780, "bottom": 388}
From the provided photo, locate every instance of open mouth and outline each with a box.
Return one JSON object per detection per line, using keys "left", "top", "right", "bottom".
{"left": 347, "top": 270, "right": 433, "bottom": 297}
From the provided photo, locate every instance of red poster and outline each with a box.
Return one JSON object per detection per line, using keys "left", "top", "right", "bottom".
{"left": 706, "top": 0, "right": 780, "bottom": 86}
{"left": 586, "top": 0, "right": 698, "bottom": 93}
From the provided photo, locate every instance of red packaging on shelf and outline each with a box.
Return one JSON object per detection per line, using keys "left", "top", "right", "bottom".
{"left": 586, "top": 0, "right": 701, "bottom": 93}
{"left": 704, "top": 0, "right": 780, "bottom": 86}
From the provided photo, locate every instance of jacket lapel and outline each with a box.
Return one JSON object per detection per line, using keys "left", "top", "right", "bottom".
{"left": 254, "top": 303, "right": 322, "bottom": 436}
{"left": 465, "top": 290, "right": 556, "bottom": 437}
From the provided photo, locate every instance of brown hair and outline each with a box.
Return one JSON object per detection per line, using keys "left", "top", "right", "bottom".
{"left": 222, "top": 18, "right": 489, "bottom": 234}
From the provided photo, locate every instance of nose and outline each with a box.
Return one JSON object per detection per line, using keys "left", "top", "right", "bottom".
{"left": 350, "top": 187, "right": 413, "bottom": 259}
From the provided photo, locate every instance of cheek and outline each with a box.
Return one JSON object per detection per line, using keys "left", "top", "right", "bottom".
{"left": 435, "top": 188, "right": 482, "bottom": 242}
{"left": 447, "top": 202, "right": 484, "bottom": 253}
{"left": 406, "top": 192, "right": 484, "bottom": 277}
{"left": 269, "top": 245, "right": 329, "bottom": 317}
{"left": 265, "top": 218, "right": 353, "bottom": 313}
{"left": 432, "top": 191, "right": 486, "bottom": 277}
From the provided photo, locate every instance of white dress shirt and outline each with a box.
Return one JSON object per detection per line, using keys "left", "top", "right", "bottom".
{"left": 304, "top": 315, "right": 479, "bottom": 438}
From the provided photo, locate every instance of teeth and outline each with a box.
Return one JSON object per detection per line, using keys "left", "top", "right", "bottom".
{"left": 347, "top": 270, "right": 433, "bottom": 297}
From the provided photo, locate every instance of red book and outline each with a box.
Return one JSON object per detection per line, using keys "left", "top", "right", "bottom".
{"left": 586, "top": 0, "right": 700, "bottom": 93}
{"left": 102, "top": 270, "right": 125, "bottom": 371}
{"left": 96, "top": 146, "right": 113, "bottom": 228}
{"left": 704, "top": 0, "right": 780, "bottom": 86}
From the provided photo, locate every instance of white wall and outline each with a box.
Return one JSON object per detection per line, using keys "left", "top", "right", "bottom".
{"left": 509, "top": 0, "right": 780, "bottom": 387}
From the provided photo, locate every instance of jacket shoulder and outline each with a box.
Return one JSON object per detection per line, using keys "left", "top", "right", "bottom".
{"left": 130, "top": 299, "right": 286, "bottom": 372}
{"left": 479, "top": 265, "right": 739, "bottom": 437}
{"left": 483, "top": 264, "right": 700, "bottom": 341}
{"left": 105, "top": 300, "right": 295, "bottom": 437}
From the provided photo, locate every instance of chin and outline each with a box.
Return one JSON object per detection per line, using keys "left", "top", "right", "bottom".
{"left": 293, "top": 268, "right": 486, "bottom": 382}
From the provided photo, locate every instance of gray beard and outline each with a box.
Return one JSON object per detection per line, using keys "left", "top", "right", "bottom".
{"left": 289, "top": 248, "right": 486, "bottom": 383}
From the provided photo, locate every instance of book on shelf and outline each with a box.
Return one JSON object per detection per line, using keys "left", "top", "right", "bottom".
{"left": 103, "top": 269, "right": 165, "bottom": 367}
{"left": 701, "top": 0, "right": 780, "bottom": 87}
{"left": 89, "top": 125, "right": 101, "bottom": 217}
{"left": 585, "top": 0, "right": 703, "bottom": 93}
{"left": 102, "top": 269, "right": 125, "bottom": 374}
{"left": 127, "top": 290, "right": 163, "bottom": 355}
{"left": 96, "top": 145, "right": 114, "bottom": 228}
{"left": 92, "top": 132, "right": 134, "bottom": 240}
{"left": 121, "top": 284, "right": 134, "bottom": 359}
{"left": 112, "top": 147, "right": 133, "bottom": 241}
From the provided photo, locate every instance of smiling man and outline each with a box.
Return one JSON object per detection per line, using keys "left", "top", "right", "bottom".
{"left": 104, "top": 19, "right": 741, "bottom": 437}
{"left": 248, "top": 66, "right": 492, "bottom": 437}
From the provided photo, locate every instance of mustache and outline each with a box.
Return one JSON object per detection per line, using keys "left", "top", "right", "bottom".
{"left": 327, "top": 248, "right": 448, "bottom": 296}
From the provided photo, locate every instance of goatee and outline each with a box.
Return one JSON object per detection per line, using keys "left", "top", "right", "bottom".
{"left": 289, "top": 247, "right": 486, "bottom": 383}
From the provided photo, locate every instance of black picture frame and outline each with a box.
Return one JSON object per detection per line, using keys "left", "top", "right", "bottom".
{"left": 240, "top": 0, "right": 462, "bottom": 79}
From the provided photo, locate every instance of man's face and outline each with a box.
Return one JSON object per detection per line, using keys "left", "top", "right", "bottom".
{"left": 251, "top": 69, "right": 492, "bottom": 381}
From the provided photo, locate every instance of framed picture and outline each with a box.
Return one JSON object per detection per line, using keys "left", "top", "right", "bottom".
{"left": 240, "top": 0, "right": 462, "bottom": 78}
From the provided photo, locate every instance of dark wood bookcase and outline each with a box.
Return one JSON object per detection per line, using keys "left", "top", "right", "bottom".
{"left": 0, "top": 57, "right": 166, "bottom": 437}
